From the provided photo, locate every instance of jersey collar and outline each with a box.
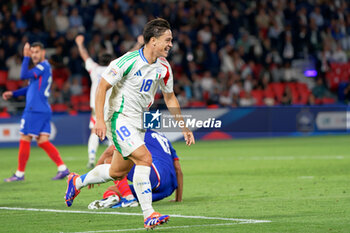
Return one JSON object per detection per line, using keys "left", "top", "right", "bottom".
{"left": 139, "top": 47, "right": 149, "bottom": 64}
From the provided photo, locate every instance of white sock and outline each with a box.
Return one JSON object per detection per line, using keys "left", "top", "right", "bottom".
{"left": 75, "top": 164, "right": 113, "bottom": 190}
{"left": 15, "top": 171, "right": 25, "bottom": 177}
{"left": 133, "top": 165, "right": 154, "bottom": 219}
{"left": 88, "top": 133, "right": 99, "bottom": 163}
{"left": 125, "top": 194, "right": 136, "bottom": 200}
{"left": 58, "top": 164, "right": 67, "bottom": 172}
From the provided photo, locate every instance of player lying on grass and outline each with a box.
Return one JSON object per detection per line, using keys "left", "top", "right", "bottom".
{"left": 87, "top": 129, "right": 183, "bottom": 209}
{"left": 64, "top": 18, "right": 194, "bottom": 230}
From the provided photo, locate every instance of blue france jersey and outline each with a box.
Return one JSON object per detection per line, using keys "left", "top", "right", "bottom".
{"left": 128, "top": 130, "right": 179, "bottom": 192}
{"left": 19, "top": 57, "right": 52, "bottom": 113}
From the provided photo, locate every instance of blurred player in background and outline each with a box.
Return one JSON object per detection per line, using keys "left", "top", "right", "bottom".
{"left": 2, "top": 42, "right": 69, "bottom": 182}
{"left": 65, "top": 18, "right": 194, "bottom": 230}
{"left": 88, "top": 129, "right": 183, "bottom": 209}
{"left": 75, "top": 35, "right": 113, "bottom": 169}
{"left": 75, "top": 35, "right": 144, "bottom": 169}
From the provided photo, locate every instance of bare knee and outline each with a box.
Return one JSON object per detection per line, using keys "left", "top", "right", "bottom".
{"left": 20, "top": 135, "right": 32, "bottom": 142}
{"left": 134, "top": 154, "right": 152, "bottom": 166}
{"left": 108, "top": 150, "right": 134, "bottom": 180}
{"left": 109, "top": 168, "right": 128, "bottom": 180}
{"left": 36, "top": 134, "right": 49, "bottom": 144}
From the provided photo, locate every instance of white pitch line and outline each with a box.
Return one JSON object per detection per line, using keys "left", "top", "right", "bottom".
{"left": 170, "top": 214, "right": 270, "bottom": 223}
{"left": 298, "top": 176, "right": 314, "bottom": 179}
{"left": 238, "top": 155, "right": 345, "bottom": 161}
{"left": 65, "top": 222, "right": 256, "bottom": 233}
{"left": 0, "top": 207, "right": 271, "bottom": 224}
{"left": 0, "top": 207, "right": 141, "bottom": 216}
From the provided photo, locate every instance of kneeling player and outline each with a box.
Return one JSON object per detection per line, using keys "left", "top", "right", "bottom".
{"left": 88, "top": 129, "right": 183, "bottom": 209}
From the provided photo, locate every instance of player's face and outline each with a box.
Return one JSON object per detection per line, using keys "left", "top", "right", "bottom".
{"left": 154, "top": 29, "right": 173, "bottom": 58}
{"left": 30, "top": 46, "right": 45, "bottom": 65}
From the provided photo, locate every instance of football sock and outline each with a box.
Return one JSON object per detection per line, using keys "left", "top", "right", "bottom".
{"left": 76, "top": 164, "right": 113, "bottom": 190}
{"left": 133, "top": 165, "right": 154, "bottom": 219}
{"left": 15, "top": 171, "right": 25, "bottom": 177}
{"left": 58, "top": 164, "right": 68, "bottom": 172}
{"left": 38, "top": 141, "right": 64, "bottom": 167}
{"left": 116, "top": 177, "right": 133, "bottom": 197}
{"left": 88, "top": 133, "right": 99, "bottom": 164}
{"left": 125, "top": 194, "right": 136, "bottom": 201}
{"left": 103, "top": 190, "right": 119, "bottom": 199}
{"left": 17, "top": 140, "right": 31, "bottom": 174}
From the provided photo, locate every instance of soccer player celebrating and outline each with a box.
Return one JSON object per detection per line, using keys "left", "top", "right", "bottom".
{"left": 2, "top": 42, "right": 69, "bottom": 182}
{"left": 65, "top": 18, "right": 194, "bottom": 230}
{"left": 75, "top": 35, "right": 144, "bottom": 169}
{"left": 75, "top": 35, "right": 113, "bottom": 169}
{"left": 88, "top": 129, "right": 183, "bottom": 209}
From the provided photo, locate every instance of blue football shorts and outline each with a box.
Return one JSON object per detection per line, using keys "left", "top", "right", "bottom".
{"left": 20, "top": 111, "right": 51, "bottom": 137}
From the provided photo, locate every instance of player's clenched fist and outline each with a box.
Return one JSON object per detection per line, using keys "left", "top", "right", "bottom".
{"left": 2, "top": 91, "right": 13, "bottom": 101}
{"left": 75, "top": 35, "right": 84, "bottom": 45}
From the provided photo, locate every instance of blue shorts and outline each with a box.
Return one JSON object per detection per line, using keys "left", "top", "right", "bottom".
{"left": 20, "top": 111, "right": 51, "bottom": 137}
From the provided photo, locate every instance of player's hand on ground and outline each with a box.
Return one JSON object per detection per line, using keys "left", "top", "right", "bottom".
{"left": 182, "top": 127, "right": 195, "bottom": 146}
{"left": 23, "top": 42, "right": 31, "bottom": 57}
{"left": 2, "top": 91, "right": 13, "bottom": 100}
{"left": 75, "top": 35, "right": 84, "bottom": 45}
{"left": 94, "top": 120, "right": 107, "bottom": 141}
{"left": 169, "top": 199, "right": 182, "bottom": 202}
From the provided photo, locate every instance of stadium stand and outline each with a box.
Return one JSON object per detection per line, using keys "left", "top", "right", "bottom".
{"left": 0, "top": 0, "right": 350, "bottom": 114}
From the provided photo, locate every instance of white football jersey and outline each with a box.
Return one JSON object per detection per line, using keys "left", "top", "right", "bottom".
{"left": 102, "top": 48, "right": 173, "bottom": 128}
{"left": 85, "top": 58, "right": 112, "bottom": 113}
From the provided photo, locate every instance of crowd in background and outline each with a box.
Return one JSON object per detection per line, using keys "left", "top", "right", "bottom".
{"left": 1, "top": 0, "right": 350, "bottom": 115}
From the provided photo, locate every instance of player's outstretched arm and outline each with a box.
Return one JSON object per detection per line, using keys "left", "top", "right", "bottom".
{"left": 173, "top": 160, "right": 183, "bottom": 202}
{"left": 3, "top": 86, "right": 29, "bottom": 100}
{"left": 75, "top": 35, "right": 90, "bottom": 62}
{"left": 163, "top": 91, "right": 195, "bottom": 146}
{"left": 94, "top": 78, "right": 112, "bottom": 141}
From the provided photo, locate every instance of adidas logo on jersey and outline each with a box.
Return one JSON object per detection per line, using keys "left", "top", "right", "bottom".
{"left": 134, "top": 70, "right": 142, "bottom": 76}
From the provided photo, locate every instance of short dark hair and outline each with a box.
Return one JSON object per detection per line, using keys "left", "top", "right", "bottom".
{"left": 31, "top": 42, "right": 45, "bottom": 49}
{"left": 98, "top": 53, "right": 113, "bottom": 66}
{"left": 143, "top": 18, "right": 171, "bottom": 44}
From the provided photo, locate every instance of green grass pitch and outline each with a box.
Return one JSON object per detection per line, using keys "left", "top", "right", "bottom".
{"left": 0, "top": 135, "right": 349, "bottom": 233}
